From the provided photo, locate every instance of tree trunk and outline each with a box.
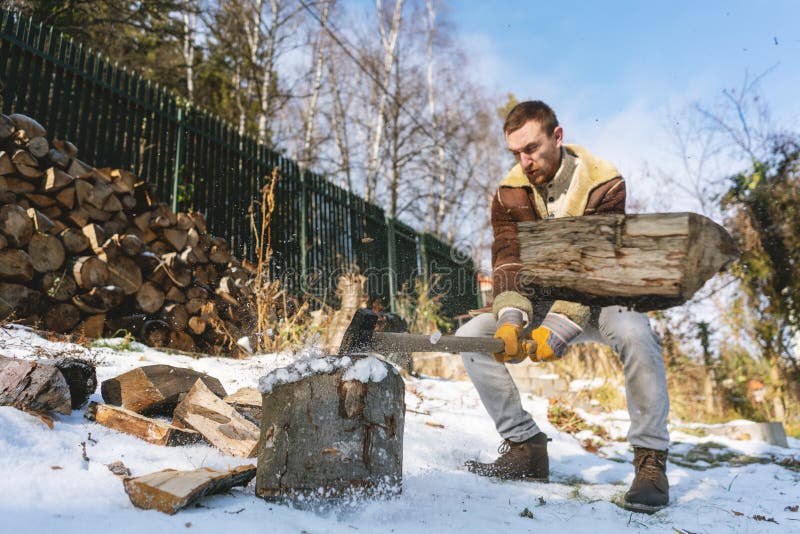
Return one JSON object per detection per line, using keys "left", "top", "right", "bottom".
{"left": 516, "top": 213, "right": 739, "bottom": 310}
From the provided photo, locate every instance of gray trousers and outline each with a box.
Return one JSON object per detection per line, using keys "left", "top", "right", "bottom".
{"left": 457, "top": 307, "right": 670, "bottom": 451}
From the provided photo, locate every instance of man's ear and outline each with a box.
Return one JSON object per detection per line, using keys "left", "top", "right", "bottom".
{"left": 553, "top": 126, "right": 564, "bottom": 146}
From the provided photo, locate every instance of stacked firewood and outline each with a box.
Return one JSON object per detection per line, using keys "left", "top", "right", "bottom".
{"left": 0, "top": 112, "right": 254, "bottom": 353}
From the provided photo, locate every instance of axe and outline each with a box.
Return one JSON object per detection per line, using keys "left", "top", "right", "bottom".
{"left": 338, "top": 308, "right": 506, "bottom": 356}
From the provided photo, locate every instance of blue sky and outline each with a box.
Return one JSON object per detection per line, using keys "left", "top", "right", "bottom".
{"left": 448, "top": 0, "right": 800, "bottom": 211}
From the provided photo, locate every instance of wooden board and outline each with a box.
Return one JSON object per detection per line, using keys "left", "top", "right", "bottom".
{"left": 123, "top": 464, "right": 256, "bottom": 514}
{"left": 85, "top": 402, "right": 202, "bottom": 446}
{"left": 516, "top": 212, "right": 739, "bottom": 310}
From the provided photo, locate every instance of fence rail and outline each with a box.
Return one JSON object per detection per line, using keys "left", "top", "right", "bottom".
{"left": 0, "top": 9, "right": 479, "bottom": 321}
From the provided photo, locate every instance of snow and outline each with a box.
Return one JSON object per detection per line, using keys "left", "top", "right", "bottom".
{"left": 342, "top": 355, "right": 389, "bottom": 383}
{"left": 1, "top": 325, "right": 799, "bottom": 533}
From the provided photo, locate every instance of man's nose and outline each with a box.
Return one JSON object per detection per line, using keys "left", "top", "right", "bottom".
{"left": 520, "top": 152, "right": 534, "bottom": 167}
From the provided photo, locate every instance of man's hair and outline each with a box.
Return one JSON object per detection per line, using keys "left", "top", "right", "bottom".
{"left": 503, "top": 100, "right": 559, "bottom": 136}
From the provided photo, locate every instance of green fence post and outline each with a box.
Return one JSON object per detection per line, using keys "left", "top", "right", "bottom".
{"left": 299, "top": 170, "right": 308, "bottom": 290}
{"left": 386, "top": 216, "right": 398, "bottom": 313}
{"left": 171, "top": 105, "right": 185, "bottom": 213}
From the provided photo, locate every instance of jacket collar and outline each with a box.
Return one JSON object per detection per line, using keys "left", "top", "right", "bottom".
{"left": 498, "top": 144, "right": 620, "bottom": 217}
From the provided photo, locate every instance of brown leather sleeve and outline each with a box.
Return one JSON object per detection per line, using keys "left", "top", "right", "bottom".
{"left": 584, "top": 177, "right": 626, "bottom": 215}
{"left": 491, "top": 188, "right": 539, "bottom": 297}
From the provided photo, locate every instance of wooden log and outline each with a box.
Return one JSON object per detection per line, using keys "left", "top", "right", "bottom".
{"left": 0, "top": 248, "right": 34, "bottom": 281}
{"left": 4, "top": 177, "right": 36, "bottom": 194}
{"left": 8, "top": 114, "right": 47, "bottom": 139}
{"left": 75, "top": 313, "right": 106, "bottom": 339}
{"left": 60, "top": 227, "right": 90, "bottom": 254}
{"left": 185, "top": 298, "right": 207, "bottom": 316}
{"left": 119, "top": 234, "right": 144, "bottom": 256}
{"left": 142, "top": 319, "right": 171, "bottom": 347}
{"left": 167, "top": 330, "right": 196, "bottom": 352}
{"left": 11, "top": 149, "right": 43, "bottom": 179}
{"left": 27, "top": 233, "right": 65, "bottom": 272}
{"left": 106, "top": 255, "right": 143, "bottom": 295}
{"left": 43, "top": 167, "right": 74, "bottom": 193}
{"left": 165, "top": 286, "right": 186, "bottom": 303}
{"left": 160, "top": 303, "right": 189, "bottom": 331}
{"left": 102, "top": 193, "right": 123, "bottom": 212}
{"left": 0, "top": 282, "right": 44, "bottom": 318}
{"left": 120, "top": 194, "right": 136, "bottom": 211}
{"left": 0, "top": 234, "right": 6, "bottom": 250}
{"left": 132, "top": 181, "right": 155, "bottom": 211}
{"left": 41, "top": 271, "right": 78, "bottom": 301}
{"left": 26, "top": 207, "right": 55, "bottom": 234}
{"left": 209, "top": 239, "right": 232, "bottom": 264}
{"left": 224, "top": 387, "right": 262, "bottom": 426}
{"left": 173, "top": 379, "right": 259, "bottom": 457}
{"left": 65, "top": 207, "right": 90, "bottom": 228}
{"left": 101, "top": 364, "right": 227, "bottom": 416}
{"left": 41, "top": 205, "right": 62, "bottom": 221}
{"left": 27, "top": 136, "right": 49, "bottom": 158}
{"left": 67, "top": 158, "right": 93, "bottom": 179}
{"left": 162, "top": 227, "right": 187, "bottom": 251}
{"left": 122, "top": 465, "right": 257, "bottom": 515}
{"left": 53, "top": 139, "right": 79, "bottom": 159}
{"left": 24, "top": 193, "right": 56, "bottom": 210}
{"left": 256, "top": 356, "right": 404, "bottom": 499}
{"left": 0, "top": 151, "right": 16, "bottom": 175}
{"left": 0, "top": 204, "right": 33, "bottom": 247}
{"left": 516, "top": 212, "right": 739, "bottom": 310}
{"left": 46, "top": 147, "right": 71, "bottom": 170}
{"left": 187, "top": 316, "right": 207, "bottom": 336}
{"left": 54, "top": 186, "right": 75, "bottom": 210}
{"left": 72, "top": 256, "right": 109, "bottom": 288}
{"left": 110, "top": 169, "right": 137, "bottom": 194}
{"left": 73, "top": 286, "right": 125, "bottom": 314}
{"left": 85, "top": 402, "right": 202, "bottom": 446}
{"left": 190, "top": 212, "right": 207, "bottom": 233}
{"left": 0, "top": 115, "right": 14, "bottom": 140}
{"left": 53, "top": 358, "right": 97, "bottom": 409}
{"left": 136, "top": 281, "right": 165, "bottom": 314}
{"left": 45, "top": 303, "right": 81, "bottom": 332}
{"left": 0, "top": 355, "right": 71, "bottom": 415}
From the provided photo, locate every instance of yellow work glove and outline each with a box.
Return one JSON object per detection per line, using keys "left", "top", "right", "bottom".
{"left": 492, "top": 309, "right": 531, "bottom": 364}
{"left": 527, "top": 313, "right": 583, "bottom": 362}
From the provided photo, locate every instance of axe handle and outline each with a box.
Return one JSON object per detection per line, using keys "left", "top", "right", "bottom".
{"left": 371, "top": 331, "right": 504, "bottom": 355}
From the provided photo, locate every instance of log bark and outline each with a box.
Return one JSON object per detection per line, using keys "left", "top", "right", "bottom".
{"left": 73, "top": 286, "right": 125, "bottom": 314}
{"left": 0, "top": 204, "right": 33, "bottom": 247}
{"left": 44, "top": 303, "right": 81, "bottom": 333}
{"left": 53, "top": 358, "right": 97, "bottom": 409}
{"left": 85, "top": 402, "right": 202, "bottom": 446}
{"left": 0, "top": 282, "right": 44, "bottom": 318}
{"left": 0, "top": 248, "right": 34, "bottom": 281}
{"left": 41, "top": 271, "right": 77, "bottom": 301}
{"left": 0, "top": 356, "right": 71, "bottom": 415}
{"left": 0, "top": 151, "right": 15, "bottom": 175}
{"left": 54, "top": 186, "right": 75, "bottom": 210}
{"left": 516, "top": 212, "right": 739, "bottom": 310}
{"left": 53, "top": 139, "right": 78, "bottom": 159}
{"left": 101, "top": 364, "right": 227, "bottom": 416}
{"left": 123, "top": 465, "right": 256, "bottom": 515}
{"left": 105, "top": 255, "right": 143, "bottom": 295}
{"left": 27, "top": 136, "right": 49, "bottom": 158}
{"left": 26, "top": 207, "right": 55, "bottom": 233}
{"left": 136, "top": 281, "right": 165, "bottom": 314}
{"left": 173, "top": 379, "right": 259, "bottom": 457}
{"left": 9, "top": 114, "right": 47, "bottom": 139}
{"left": 256, "top": 356, "right": 404, "bottom": 499}
{"left": 76, "top": 313, "right": 106, "bottom": 339}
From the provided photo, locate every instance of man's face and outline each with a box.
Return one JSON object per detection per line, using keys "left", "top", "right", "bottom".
{"left": 505, "top": 120, "right": 563, "bottom": 186}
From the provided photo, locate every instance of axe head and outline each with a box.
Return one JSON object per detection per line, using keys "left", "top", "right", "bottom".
{"left": 338, "top": 308, "right": 379, "bottom": 356}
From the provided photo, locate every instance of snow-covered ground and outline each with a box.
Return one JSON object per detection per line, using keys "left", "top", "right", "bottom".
{"left": 1, "top": 324, "right": 798, "bottom": 533}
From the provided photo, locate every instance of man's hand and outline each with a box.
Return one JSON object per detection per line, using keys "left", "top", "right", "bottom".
{"left": 527, "top": 313, "right": 583, "bottom": 362}
{"left": 493, "top": 323, "right": 526, "bottom": 363}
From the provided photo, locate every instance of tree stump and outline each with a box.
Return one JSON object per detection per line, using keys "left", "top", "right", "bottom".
{"left": 256, "top": 355, "right": 404, "bottom": 500}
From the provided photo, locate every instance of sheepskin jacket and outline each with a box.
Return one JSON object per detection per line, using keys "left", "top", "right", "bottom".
{"left": 491, "top": 144, "right": 626, "bottom": 327}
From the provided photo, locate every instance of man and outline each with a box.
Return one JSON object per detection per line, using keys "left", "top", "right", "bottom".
{"left": 456, "top": 101, "right": 670, "bottom": 513}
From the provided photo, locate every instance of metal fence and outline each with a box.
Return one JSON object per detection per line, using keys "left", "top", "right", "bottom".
{"left": 0, "top": 10, "right": 480, "bottom": 320}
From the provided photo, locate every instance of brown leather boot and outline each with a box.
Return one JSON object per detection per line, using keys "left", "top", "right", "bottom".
{"left": 465, "top": 432, "right": 549, "bottom": 481}
{"left": 623, "top": 447, "right": 669, "bottom": 513}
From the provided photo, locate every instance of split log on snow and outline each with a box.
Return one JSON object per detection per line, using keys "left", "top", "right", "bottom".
{"left": 223, "top": 387, "right": 262, "bottom": 426}
{"left": 0, "top": 355, "right": 72, "bottom": 415}
{"left": 123, "top": 464, "right": 257, "bottom": 515}
{"left": 173, "top": 379, "right": 260, "bottom": 458}
{"left": 101, "top": 364, "right": 227, "bottom": 415}
{"left": 85, "top": 402, "right": 202, "bottom": 446}
{"left": 256, "top": 355, "right": 404, "bottom": 499}
{"left": 516, "top": 212, "right": 739, "bottom": 310}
